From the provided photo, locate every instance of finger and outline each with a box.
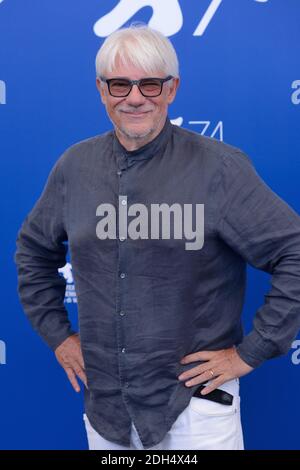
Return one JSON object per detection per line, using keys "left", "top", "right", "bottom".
{"left": 72, "top": 361, "right": 88, "bottom": 389}
{"left": 200, "top": 377, "right": 225, "bottom": 395}
{"left": 65, "top": 367, "right": 81, "bottom": 392}
{"left": 77, "top": 369, "right": 88, "bottom": 389}
{"left": 178, "top": 362, "right": 218, "bottom": 381}
{"left": 185, "top": 368, "right": 221, "bottom": 387}
{"left": 74, "top": 348, "right": 85, "bottom": 371}
{"left": 180, "top": 351, "right": 216, "bottom": 364}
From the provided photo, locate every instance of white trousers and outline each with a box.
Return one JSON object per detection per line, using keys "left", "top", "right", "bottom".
{"left": 83, "top": 378, "right": 244, "bottom": 450}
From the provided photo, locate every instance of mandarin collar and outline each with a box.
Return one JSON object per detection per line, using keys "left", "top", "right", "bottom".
{"left": 112, "top": 116, "right": 172, "bottom": 161}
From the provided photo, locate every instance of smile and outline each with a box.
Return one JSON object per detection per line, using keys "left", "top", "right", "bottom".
{"left": 122, "top": 111, "right": 151, "bottom": 117}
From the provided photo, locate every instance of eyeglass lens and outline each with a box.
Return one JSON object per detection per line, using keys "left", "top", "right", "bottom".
{"left": 109, "top": 79, "right": 163, "bottom": 97}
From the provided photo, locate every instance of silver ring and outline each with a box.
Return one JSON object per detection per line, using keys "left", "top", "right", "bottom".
{"left": 209, "top": 369, "right": 214, "bottom": 377}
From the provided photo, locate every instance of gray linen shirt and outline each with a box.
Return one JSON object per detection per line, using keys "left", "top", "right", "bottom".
{"left": 14, "top": 116, "right": 300, "bottom": 448}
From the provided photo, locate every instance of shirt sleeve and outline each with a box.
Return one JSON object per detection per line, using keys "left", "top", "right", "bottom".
{"left": 217, "top": 150, "right": 300, "bottom": 368}
{"left": 14, "top": 158, "right": 76, "bottom": 351}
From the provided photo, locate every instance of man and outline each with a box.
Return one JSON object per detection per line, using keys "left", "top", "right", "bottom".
{"left": 14, "top": 25, "right": 300, "bottom": 450}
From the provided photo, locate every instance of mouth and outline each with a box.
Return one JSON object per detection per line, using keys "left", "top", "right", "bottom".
{"left": 121, "top": 110, "right": 151, "bottom": 117}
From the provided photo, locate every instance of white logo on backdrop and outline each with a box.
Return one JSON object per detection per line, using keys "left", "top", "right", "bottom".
{"left": 94, "top": 0, "right": 183, "bottom": 37}
{"left": 0, "top": 80, "right": 6, "bottom": 105}
{"left": 0, "top": 340, "right": 6, "bottom": 365}
{"left": 94, "top": 0, "right": 269, "bottom": 37}
{"left": 58, "top": 262, "right": 77, "bottom": 304}
{"left": 171, "top": 117, "right": 223, "bottom": 141}
{"left": 291, "top": 80, "right": 300, "bottom": 105}
{"left": 188, "top": 120, "right": 223, "bottom": 140}
{"left": 1, "top": 2, "right": 6, "bottom": 103}
{"left": 171, "top": 117, "right": 184, "bottom": 127}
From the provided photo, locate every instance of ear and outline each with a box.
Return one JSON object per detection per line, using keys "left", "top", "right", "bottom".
{"left": 166, "top": 77, "right": 180, "bottom": 104}
{"left": 96, "top": 77, "right": 107, "bottom": 105}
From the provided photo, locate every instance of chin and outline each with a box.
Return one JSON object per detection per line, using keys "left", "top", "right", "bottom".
{"left": 121, "top": 125, "right": 155, "bottom": 140}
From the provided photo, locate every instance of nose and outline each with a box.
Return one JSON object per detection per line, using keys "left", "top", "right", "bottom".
{"left": 125, "top": 84, "right": 146, "bottom": 105}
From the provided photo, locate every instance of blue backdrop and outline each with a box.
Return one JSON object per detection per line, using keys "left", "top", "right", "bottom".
{"left": 1, "top": 0, "right": 299, "bottom": 450}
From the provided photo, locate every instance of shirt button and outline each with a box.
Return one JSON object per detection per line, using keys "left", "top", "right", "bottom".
{"left": 120, "top": 272, "right": 126, "bottom": 279}
{"left": 120, "top": 310, "right": 125, "bottom": 316}
{"left": 121, "top": 348, "right": 126, "bottom": 353}
{"left": 117, "top": 170, "right": 122, "bottom": 176}
{"left": 125, "top": 382, "right": 129, "bottom": 388}
{"left": 119, "top": 236, "right": 126, "bottom": 242}
{"left": 121, "top": 199, "right": 127, "bottom": 205}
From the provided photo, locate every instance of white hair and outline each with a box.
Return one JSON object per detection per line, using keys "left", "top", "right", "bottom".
{"left": 95, "top": 24, "right": 179, "bottom": 78}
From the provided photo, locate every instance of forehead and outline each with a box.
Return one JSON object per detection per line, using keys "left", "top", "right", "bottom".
{"left": 105, "top": 58, "right": 165, "bottom": 80}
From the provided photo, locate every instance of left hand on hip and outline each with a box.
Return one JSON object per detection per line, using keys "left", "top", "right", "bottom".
{"left": 178, "top": 346, "right": 254, "bottom": 395}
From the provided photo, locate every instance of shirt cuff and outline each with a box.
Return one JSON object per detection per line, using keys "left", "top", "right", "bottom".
{"left": 236, "top": 330, "right": 279, "bottom": 368}
{"left": 39, "top": 327, "right": 77, "bottom": 351}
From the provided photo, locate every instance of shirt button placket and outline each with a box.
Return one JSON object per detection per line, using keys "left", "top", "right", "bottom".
{"left": 117, "top": 158, "right": 129, "bottom": 393}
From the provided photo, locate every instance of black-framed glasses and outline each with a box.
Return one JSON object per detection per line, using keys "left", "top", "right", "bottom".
{"left": 99, "top": 75, "right": 174, "bottom": 97}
